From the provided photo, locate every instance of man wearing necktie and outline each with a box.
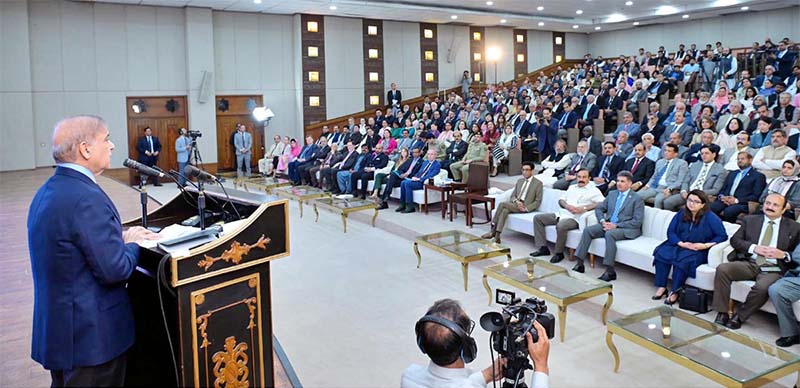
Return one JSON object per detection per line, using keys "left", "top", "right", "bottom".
{"left": 336, "top": 144, "right": 370, "bottom": 195}
{"left": 308, "top": 143, "right": 339, "bottom": 189}
{"left": 553, "top": 140, "right": 597, "bottom": 190}
{"left": 135, "top": 126, "right": 162, "bottom": 185}
{"left": 712, "top": 194, "right": 800, "bottom": 330}
{"left": 350, "top": 143, "right": 388, "bottom": 199}
{"left": 482, "top": 162, "right": 542, "bottom": 243}
{"left": 556, "top": 102, "right": 577, "bottom": 141}
{"left": 577, "top": 95, "right": 597, "bottom": 128}
{"left": 397, "top": 150, "right": 441, "bottom": 213}
{"left": 378, "top": 148, "right": 423, "bottom": 209}
{"left": 591, "top": 142, "right": 624, "bottom": 194}
{"left": 637, "top": 143, "right": 689, "bottom": 208}
{"left": 662, "top": 144, "right": 727, "bottom": 211}
{"left": 573, "top": 172, "right": 645, "bottom": 281}
{"left": 234, "top": 124, "right": 253, "bottom": 178}
{"left": 711, "top": 151, "right": 767, "bottom": 222}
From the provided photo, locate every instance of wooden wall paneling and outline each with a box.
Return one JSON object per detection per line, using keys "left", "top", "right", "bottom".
{"left": 126, "top": 96, "right": 188, "bottom": 185}
{"left": 513, "top": 29, "right": 528, "bottom": 79}
{"left": 215, "top": 95, "right": 265, "bottom": 172}
{"left": 419, "top": 23, "right": 438, "bottom": 96}
{"left": 302, "top": 14, "right": 326, "bottom": 127}
{"left": 469, "top": 26, "right": 486, "bottom": 85}
{"left": 553, "top": 32, "right": 566, "bottom": 65}
{"left": 363, "top": 19, "right": 384, "bottom": 111}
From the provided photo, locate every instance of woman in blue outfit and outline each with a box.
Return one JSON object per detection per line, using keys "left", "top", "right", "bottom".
{"left": 652, "top": 189, "right": 728, "bottom": 304}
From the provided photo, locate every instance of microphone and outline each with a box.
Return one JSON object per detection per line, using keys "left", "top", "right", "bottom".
{"left": 124, "top": 158, "right": 167, "bottom": 178}
{"left": 184, "top": 165, "right": 218, "bottom": 183}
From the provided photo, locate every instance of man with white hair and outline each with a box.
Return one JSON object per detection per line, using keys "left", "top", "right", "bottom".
{"left": 28, "top": 116, "right": 157, "bottom": 386}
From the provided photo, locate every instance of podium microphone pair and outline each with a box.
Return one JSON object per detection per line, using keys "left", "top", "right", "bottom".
{"left": 123, "top": 159, "right": 217, "bottom": 183}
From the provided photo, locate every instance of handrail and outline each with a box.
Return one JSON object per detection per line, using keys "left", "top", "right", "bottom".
{"left": 303, "top": 59, "right": 584, "bottom": 139}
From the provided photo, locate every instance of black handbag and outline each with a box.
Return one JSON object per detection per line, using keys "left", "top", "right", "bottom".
{"left": 679, "top": 287, "right": 712, "bottom": 313}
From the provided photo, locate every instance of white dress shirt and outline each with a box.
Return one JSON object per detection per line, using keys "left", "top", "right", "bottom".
{"left": 58, "top": 163, "right": 97, "bottom": 183}
{"left": 747, "top": 215, "right": 781, "bottom": 260}
{"left": 558, "top": 184, "right": 605, "bottom": 220}
{"left": 401, "top": 362, "right": 548, "bottom": 388}
{"left": 518, "top": 177, "right": 533, "bottom": 202}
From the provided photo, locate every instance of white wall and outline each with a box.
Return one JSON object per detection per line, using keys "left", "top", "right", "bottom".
{"left": 588, "top": 7, "right": 800, "bottom": 57}
{"left": 383, "top": 21, "right": 422, "bottom": 101}
{"left": 437, "top": 24, "right": 470, "bottom": 90}
{"left": 527, "top": 30, "right": 553, "bottom": 71}
{"left": 485, "top": 27, "right": 514, "bottom": 84}
{"left": 566, "top": 32, "right": 589, "bottom": 59}
{"left": 324, "top": 16, "right": 364, "bottom": 119}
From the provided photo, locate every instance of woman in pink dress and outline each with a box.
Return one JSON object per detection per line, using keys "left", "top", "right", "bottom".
{"left": 276, "top": 138, "right": 300, "bottom": 175}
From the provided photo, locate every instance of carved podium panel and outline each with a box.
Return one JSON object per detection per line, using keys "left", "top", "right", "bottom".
{"left": 123, "top": 186, "right": 289, "bottom": 387}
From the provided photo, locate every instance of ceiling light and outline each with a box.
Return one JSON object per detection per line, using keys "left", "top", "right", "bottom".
{"left": 538, "top": 21, "right": 544, "bottom": 26}
{"left": 572, "top": 24, "right": 579, "bottom": 29}
{"left": 682, "top": 14, "right": 690, "bottom": 18}
{"left": 450, "top": 15, "right": 458, "bottom": 19}
{"left": 537, "top": 6, "right": 544, "bottom": 11}
{"left": 655, "top": 5, "right": 679, "bottom": 15}
{"left": 740, "top": 6, "right": 749, "bottom": 10}
{"left": 500, "top": 19, "right": 507, "bottom": 23}
{"left": 594, "top": 26, "right": 602, "bottom": 30}
{"left": 712, "top": 0, "right": 737, "bottom": 6}
{"left": 329, "top": 5, "right": 337, "bottom": 10}
{"left": 486, "top": 1, "right": 493, "bottom": 4}
{"left": 633, "top": 21, "right": 640, "bottom": 25}
{"left": 576, "top": 9, "right": 583, "bottom": 14}
{"left": 625, "top": 1, "right": 633, "bottom": 5}
{"left": 607, "top": 13, "right": 626, "bottom": 22}
{"left": 253, "top": 0, "right": 261, "bottom": 3}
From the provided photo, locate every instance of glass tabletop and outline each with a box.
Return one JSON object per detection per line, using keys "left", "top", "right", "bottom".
{"left": 273, "top": 185, "right": 326, "bottom": 197}
{"left": 243, "top": 176, "right": 290, "bottom": 186}
{"left": 416, "top": 230, "right": 508, "bottom": 255}
{"left": 485, "top": 258, "right": 610, "bottom": 299}
{"left": 610, "top": 306, "right": 800, "bottom": 382}
{"left": 315, "top": 197, "right": 378, "bottom": 209}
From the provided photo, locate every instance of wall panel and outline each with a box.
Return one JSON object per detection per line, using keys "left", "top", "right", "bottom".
{"left": 436, "top": 24, "right": 469, "bottom": 91}
{"left": 324, "top": 16, "right": 363, "bottom": 119}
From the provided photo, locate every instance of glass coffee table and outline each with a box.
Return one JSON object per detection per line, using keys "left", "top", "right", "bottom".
{"left": 413, "top": 230, "right": 511, "bottom": 292}
{"left": 482, "top": 258, "right": 613, "bottom": 342}
{"left": 273, "top": 185, "right": 330, "bottom": 218}
{"left": 235, "top": 176, "right": 291, "bottom": 194}
{"left": 606, "top": 306, "right": 800, "bottom": 387}
{"left": 313, "top": 197, "right": 379, "bottom": 233}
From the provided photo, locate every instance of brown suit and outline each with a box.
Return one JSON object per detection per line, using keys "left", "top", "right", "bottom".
{"left": 712, "top": 215, "right": 800, "bottom": 321}
{"left": 492, "top": 177, "right": 543, "bottom": 233}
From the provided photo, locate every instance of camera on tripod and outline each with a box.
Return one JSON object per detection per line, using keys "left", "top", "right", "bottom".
{"left": 187, "top": 129, "right": 202, "bottom": 139}
{"left": 480, "top": 290, "right": 555, "bottom": 388}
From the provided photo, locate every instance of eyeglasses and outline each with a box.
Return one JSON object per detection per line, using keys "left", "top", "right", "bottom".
{"left": 686, "top": 198, "right": 703, "bottom": 205}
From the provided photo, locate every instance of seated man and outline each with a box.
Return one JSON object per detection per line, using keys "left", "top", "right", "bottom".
{"left": 530, "top": 169, "right": 604, "bottom": 263}
{"left": 377, "top": 148, "right": 423, "bottom": 209}
{"left": 298, "top": 138, "right": 331, "bottom": 185}
{"left": 614, "top": 131, "right": 633, "bottom": 160}
{"left": 712, "top": 194, "right": 800, "bottom": 330}
{"left": 722, "top": 132, "right": 753, "bottom": 171}
{"left": 482, "top": 162, "right": 542, "bottom": 243}
{"left": 663, "top": 145, "right": 727, "bottom": 211}
{"left": 308, "top": 143, "right": 340, "bottom": 188}
{"left": 591, "top": 141, "right": 625, "bottom": 194}
{"left": 350, "top": 143, "right": 388, "bottom": 199}
{"left": 539, "top": 139, "right": 571, "bottom": 177}
{"left": 658, "top": 111, "right": 692, "bottom": 147}
{"left": 711, "top": 151, "right": 767, "bottom": 223}
{"left": 450, "top": 135, "right": 488, "bottom": 183}
{"left": 553, "top": 140, "right": 597, "bottom": 190}
{"left": 614, "top": 143, "right": 655, "bottom": 192}
{"left": 401, "top": 298, "right": 550, "bottom": 388}
{"left": 638, "top": 144, "right": 689, "bottom": 208}
{"left": 767, "top": 244, "right": 800, "bottom": 347}
{"left": 322, "top": 142, "right": 357, "bottom": 193}
{"left": 659, "top": 131, "right": 688, "bottom": 160}
{"left": 440, "top": 131, "right": 468, "bottom": 176}
{"left": 639, "top": 133, "right": 661, "bottom": 162}
{"left": 335, "top": 144, "right": 370, "bottom": 195}
{"left": 752, "top": 128, "right": 796, "bottom": 180}
{"left": 397, "top": 149, "right": 441, "bottom": 214}
{"left": 683, "top": 130, "right": 715, "bottom": 164}
{"left": 573, "top": 172, "right": 644, "bottom": 281}
{"left": 613, "top": 112, "right": 640, "bottom": 141}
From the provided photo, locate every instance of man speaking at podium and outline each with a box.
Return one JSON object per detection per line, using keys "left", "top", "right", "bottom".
{"left": 27, "top": 115, "right": 157, "bottom": 387}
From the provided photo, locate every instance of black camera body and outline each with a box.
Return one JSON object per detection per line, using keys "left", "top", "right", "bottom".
{"left": 188, "top": 130, "right": 202, "bottom": 139}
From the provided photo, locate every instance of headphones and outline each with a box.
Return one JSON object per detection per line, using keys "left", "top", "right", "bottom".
{"left": 415, "top": 315, "right": 478, "bottom": 364}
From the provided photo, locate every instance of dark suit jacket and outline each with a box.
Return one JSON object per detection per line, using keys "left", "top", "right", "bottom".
{"left": 364, "top": 152, "right": 389, "bottom": 169}
{"left": 310, "top": 145, "right": 331, "bottom": 164}
{"left": 445, "top": 140, "right": 468, "bottom": 161}
{"left": 728, "top": 215, "right": 800, "bottom": 273}
{"left": 586, "top": 136, "right": 603, "bottom": 159}
{"left": 592, "top": 154, "right": 625, "bottom": 181}
{"left": 28, "top": 167, "right": 140, "bottom": 370}
{"left": 558, "top": 111, "right": 578, "bottom": 129}
{"left": 362, "top": 134, "right": 380, "bottom": 151}
{"left": 337, "top": 150, "right": 359, "bottom": 170}
{"left": 718, "top": 168, "right": 766, "bottom": 203}
{"left": 683, "top": 143, "right": 707, "bottom": 164}
{"left": 624, "top": 156, "right": 656, "bottom": 185}
{"left": 396, "top": 157, "right": 423, "bottom": 177}
{"left": 648, "top": 81, "right": 669, "bottom": 97}
{"left": 511, "top": 117, "right": 533, "bottom": 137}
{"left": 754, "top": 75, "right": 781, "bottom": 89}
{"left": 605, "top": 95, "right": 624, "bottom": 111}
{"left": 578, "top": 104, "right": 600, "bottom": 121}
{"left": 136, "top": 136, "right": 162, "bottom": 165}
{"left": 387, "top": 89, "right": 402, "bottom": 107}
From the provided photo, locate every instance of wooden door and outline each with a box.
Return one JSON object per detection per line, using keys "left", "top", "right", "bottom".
{"left": 126, "top": 96, "right": 188, "bottom": 185}
{"left": 215, "top": 95, "right": 265, "bottom": 171}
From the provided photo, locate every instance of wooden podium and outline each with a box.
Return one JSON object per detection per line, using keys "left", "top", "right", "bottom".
{"left": 123, "top": 185, "right": 289, "bottom": 387}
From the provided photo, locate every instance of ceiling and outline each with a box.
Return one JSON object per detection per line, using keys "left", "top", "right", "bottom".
{"left": 72, "top": 0, "right": 798, "bottom": 32}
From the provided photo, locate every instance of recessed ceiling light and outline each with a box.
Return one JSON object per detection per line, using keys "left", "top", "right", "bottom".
{"left": 537, "top": 6, "right": 544, "bottom": 11}
{"left": 607, "top": 13, "right": 626, "bottom": 22}
{"left": 625, "top": 1, "right": 633, "bottom": 5}
{"left": 253, "top": 0, "right": 261, "bottom": 3}
{"left": 538, "top": 21, "right": 544, "bottom": 26}
{"left": 450, "top": 15, "right": 458, "bottom": 19}
{"left": 740, "top": 6, "right": 749, "bottom": 10}
{"left": 500, "top": 19, "right": 507, "bottom": 23}
{"left": 329, "top": 5, "right": 337, "bottom": 10}
{"left": 486, "top": 1, "right": 493, "bottom": 5}
{"left": 572, "top": 24, "right": 579, "bottom": 29}
{"left": 682, "top": 14, "right": 690, "bottom": 18}
{"left": 655, "top": 5, "right": 679, "bottom": 15}
{"left": 633, "top": 21, "right": 640, "bottom": 25}
{"left": 594, "top": 26, "right": 602, "bottom": 30}
{"left": 576, "top": 9, "right": 583, "bottom": 14}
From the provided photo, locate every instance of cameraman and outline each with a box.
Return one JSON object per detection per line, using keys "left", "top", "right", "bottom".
{"left": 402, "top": 299, "right": 550, "bottom": 388}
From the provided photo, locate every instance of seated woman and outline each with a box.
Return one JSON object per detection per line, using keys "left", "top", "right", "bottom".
{"left": 652, "top": 190, "right": 728, "bottom": 304}
{"left": 276, "top": 138, "right": 300, "bottom": 176}
{"left": 380, "top": 130, "right": 398, "bottom": 159}
{"left": 490, "top": 124, "right": 518, "bottom": 177}
{"left": 370, "top": 147, "right": 409, "bottom": 199}
{"left": 468, "top": 122, "right": 486, "bottom": 142}
{"left": 758, "top": 159, "right": 800, "bottom": 219}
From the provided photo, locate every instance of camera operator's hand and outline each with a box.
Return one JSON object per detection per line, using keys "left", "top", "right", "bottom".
{"left": 526, "top": 321, "right": 550, "bottom": 375}
{"left": 482, "top": 357, "right": 507, "bottom": 384}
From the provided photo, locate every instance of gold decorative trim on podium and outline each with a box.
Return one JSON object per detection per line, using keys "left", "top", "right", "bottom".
{"left": 197, "top": 235, "right": 271, "bottom": 271}
{"left": 191, "top": 274, "right": 266, "bottom": 387}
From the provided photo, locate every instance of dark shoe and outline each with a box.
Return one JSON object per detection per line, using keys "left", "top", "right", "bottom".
{"left": 401, "top": 206, "right": 416, "bottom": 213}
{"left": 494, "top": 233, "right": 501, "bottom": 244}
{"left": 726, "top": 315, "right": 743, "bottom": 330}
{"left": 776, "top": 335, "right": 800, "bottom": 347}
{"left": 481, "top": 230, "right": 496, "bottom": 239}
{"left": 377, "top": 201, "right": 388, "bottom": 210}
{"left": 664, "top": 292, "right": 680, "bottom": 305}
{"left": 572, "top": 262, "right": 585, "bottom": 273}
{"left": 549, "top": 253, "right": 565, "bottom": 263}
{"left": 529, "top": 247, "right": 551, "bottom": 257}
{"left": 651, "top": 288, "right": 668, "bottom": 300}
{"left": 598, "top": 269, "right": 617, "bottom": 282}
{"left": 395, "top": 204, "right": 407, "bottom": 212}
{"left": 154, "top": 182, "right": 163, "bottom": 186}
{"left": 714, "top": 312, "right": 730, "bottom": 326}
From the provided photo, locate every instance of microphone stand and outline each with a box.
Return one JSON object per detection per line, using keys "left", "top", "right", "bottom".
{"left": 197, "top": 175, "right": 207, "bottom": 230}
{"left": 139, "top": 174, "right": 149, "bottom": 228}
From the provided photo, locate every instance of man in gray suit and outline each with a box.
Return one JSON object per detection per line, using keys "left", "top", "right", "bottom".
{"left": 658, "top": 112, "right": 692, "bottom": 147}
{"left": 482, "top": 162, "right": 543, "bottom": 244}
{"left": 234, "top": 124, "right": 253, "bottom": 177}
{"left": 638, "top": 144, "right": 689, "bottom": 208}
{"left": 553, "top": 140, "right": 597, "bottom": 190}
{"left": 662, "top": 145, "right": 728, "bottom": 211}
{"left": 768, "top": 243, "right": 800, "bottom": 347}
{"left": 573, "top": 171, "right": 644, "bottom": 281}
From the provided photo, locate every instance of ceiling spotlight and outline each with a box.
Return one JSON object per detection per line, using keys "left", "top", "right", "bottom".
{"left": 576, "top": 9, "right": 583, "bottom": 14}
{"left": 625, "top": 1, "right": 633, "bottom": 5}
{"left": 572, "top": 24, "right": 579, "bottom": 29}
{"left": 633, "top": 21, "right": 640, "bottom": 25}
{"left": 486, "top": 1, "right": 493, "bottom": 4}
{"left": 450, "top": 15, "right": 458, "bottom": 19}
{"left": 329, "top": 5, "right": 337, "bottom": 10}
{"left": 536, "top": 21, "right": 543, "bottom": 26}
{"left": 740, "top": 6, "right": 749, "bottom": 10}
{"left": 594, "top": 26, "right": 602, "bottom": 30}
{"left": 500, "top": 19, "right": 507, "bottom": 23}
{"left": 253, "top": 0, "right": 261, "bottom": 3}
{"left": 537, "top": 6, "right": 544, "bottom": 11}
{"left": 682, "top": 14, "right": 690, "bottom": 18}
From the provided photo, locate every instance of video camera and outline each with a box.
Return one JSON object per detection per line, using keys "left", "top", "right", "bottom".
{"left": 480, "top": 290, "right": 555, "bottom": 388}
{"left": 187, "top": 129, "right": 202, "bottom": 139}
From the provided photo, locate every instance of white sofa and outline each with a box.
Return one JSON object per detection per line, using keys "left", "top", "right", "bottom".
{"left": 492, "top": 186, "right": 800, "bottom": 319}
{"left": 353, "top": 166, "right": 449, "bottom": 207}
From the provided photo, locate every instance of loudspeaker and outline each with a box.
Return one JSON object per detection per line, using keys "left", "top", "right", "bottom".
{"left": 197, "top": 70, "right": 213, "bottom": 103}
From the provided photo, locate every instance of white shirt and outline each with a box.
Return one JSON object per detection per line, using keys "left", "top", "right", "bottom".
{"left": 558, "top": 184, "right": 605, "bottom": 219}
{"left": 401, "top": 362, "right": 548, "bottom": 388}
{"left": 517, "top": 177, "right": 534, "bottom": 202}
{"left": 747, "top": 215, "right": 782, "bottom": 260}
{"left": 658, "top": 159, "right": 673, "bottom": 187}
{"left": 58, "top": 163, "right": 97, "bottom": 183}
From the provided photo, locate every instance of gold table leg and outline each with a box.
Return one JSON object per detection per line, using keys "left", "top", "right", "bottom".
{"left": 314, "top": 204, "right": 319, "bottom": 222}
{"left": 341, "top": 213, "right": 348, "bottom": 233}
{"left": 414, "top": 242, "right": 421, "bottom": 268}
{"left": 371, "top": 209, "right": 378, "bottom": 227}
{"left": 462, "top": 263, "right": 469, "bottom": 292}
{"left": 557, "top": 305, "right": 567, "bottom": 343}
{"left": 606, "top": 331, "right": 620, "bottom": 373}
{"left": 298, "top": 200, "right": 304, "bottom": 218}
{"left": 602, "top": 292, "right": 613, "bottom": 325}
{"left": 482, "top": 275, "right": 492, "bottom": 305}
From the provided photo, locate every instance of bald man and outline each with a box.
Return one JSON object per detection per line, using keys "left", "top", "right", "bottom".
{"left": 28, "top": 115, "right": 156, "bottom": 387}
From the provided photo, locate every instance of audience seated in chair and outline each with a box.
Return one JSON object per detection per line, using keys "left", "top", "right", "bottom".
{"left": 711, "top": 151, "right": 767, "bottom": 223}
{"left": 591, "top": 141, "right": 626, "bottom": 194}
{"left": 377, "top": 148, "right": 422, "bottom": 209}
{"left": 768, "top": 244, "right": 800, "bottom": 348}
{"left": 553, "top": 140, "right": 597, "bottom": 190}
{"left": 663, "top": 144, "right": 727, "bottom": 211}
{"left": 752, "top": 127, "right": 796, "bottom": 180}
{"left": 440, "top": 131, "right": 468, "bottom": 177}
{"left": 638, "top": 143, "right": 689, "bottom": 208}
{"left": 350, "top": 143, "right": 389, "bottom": 200}
{"left": 482, "top": 162, "right": 542, "bottom": 244}
{"left": 757, "top": 159, "right": 800, "bottom": 219}
{"left": 397, "top": 149, "right": 441, "bottom": 214}
{"left": 450, "top": 135, "right": 488, "bottom": 183}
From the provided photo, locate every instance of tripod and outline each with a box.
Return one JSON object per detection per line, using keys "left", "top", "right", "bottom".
{"left": 138, "top": 174, "right": 149, "bottom": 228}
{"left": 187, "top": 135, "right": 207, "bottom": 230}
{"left": 500, "top": 358, "right": 532, "bottom": 388}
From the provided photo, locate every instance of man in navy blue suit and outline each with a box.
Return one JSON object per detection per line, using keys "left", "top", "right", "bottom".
{"left": 711, "top": 151, "right": 767, "bottom": 223}
{"left": 397, "top": 149, "right": 441, "bottom": 214}
{"left": 135, "top": 126, "right": 162, "bottom": 186}
{"left": 28, "top": 115, "right": 157, "bottom": 386}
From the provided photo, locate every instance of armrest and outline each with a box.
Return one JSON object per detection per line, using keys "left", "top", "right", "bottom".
{"left": 708, "top": 241, "right": 733, "bottom": 269}
{"left": 375, "top": 161, "right": 395, "bottom": 175}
